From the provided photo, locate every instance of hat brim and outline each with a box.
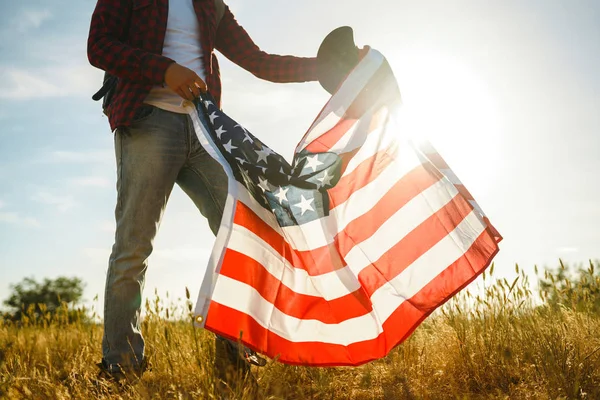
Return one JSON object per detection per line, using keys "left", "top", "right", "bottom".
{"left": 317, "top": 26, "right": 360, "bottom": 95}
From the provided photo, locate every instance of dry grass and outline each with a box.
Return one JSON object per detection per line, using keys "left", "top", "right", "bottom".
{"left": 1, "top": 264, "right": 600, "bottom": 400}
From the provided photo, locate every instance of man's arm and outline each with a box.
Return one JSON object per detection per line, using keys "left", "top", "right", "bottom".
{"left": 215, "top": 6, "right": 318, "bottom": 83}
{"left": 87, "top": 0, "right": 173, "bottom": 84}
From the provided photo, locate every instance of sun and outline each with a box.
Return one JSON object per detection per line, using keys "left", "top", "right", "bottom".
{"left": 389, "top": 50, "right": 502, "bottom": 195}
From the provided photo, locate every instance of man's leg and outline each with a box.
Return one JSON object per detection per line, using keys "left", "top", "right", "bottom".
{"left": 102, "top": 107, "right": 190, "bottom": 373}
{"left": 176, "top": 113, "right": 261, "bottom": 395}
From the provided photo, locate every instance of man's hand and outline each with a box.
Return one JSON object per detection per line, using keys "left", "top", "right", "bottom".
{"left": 164, "top": 63, "right": 207, "bottom": 101}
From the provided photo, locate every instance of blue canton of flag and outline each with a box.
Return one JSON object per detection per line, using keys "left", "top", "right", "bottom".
{"left": 196, "top": 96, "right": 342, "bottom": 227}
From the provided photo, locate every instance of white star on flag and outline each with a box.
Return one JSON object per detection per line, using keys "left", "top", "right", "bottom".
{"left": 235, "top": 124, "right": 254, "bottom": 143}
{"left": 255, "top": 149, "right": 270, "bottom": 164}
{"left": 274, "top": 186, "right": 289, "bottom": 204}
{"left": 203, "top": 100, "right": 214, "bottom": 108}
{"left": 293, "top": 194, "right": 314, "bottom": 216}
{"left": 223, "top": 140, "right": 237, "bottom": 153}
{"left": 317, "top": 171, "right": 333, "bottom": 187}
{"left": 235, "top": 157, "right": 247, "bottom": 166}
{"left": 209, "top": 112, "right": 219, "bottom": 124}
{"left": 258, "top": 177, "right": 270, "bottom": 192}
{"left": 215, "top": 126, "right": 227, "bottom": 139}
{"left": 304, "top": 154, "right": 324, "bottom": 173}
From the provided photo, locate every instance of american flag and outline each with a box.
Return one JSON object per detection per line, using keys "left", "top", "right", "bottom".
{"left": 191, "top": 49, "right": 501, "bottom": 366}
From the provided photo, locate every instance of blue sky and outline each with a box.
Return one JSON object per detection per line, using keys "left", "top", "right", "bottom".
{"left": 1, "top": 0, "right": 599, "bottom": 311}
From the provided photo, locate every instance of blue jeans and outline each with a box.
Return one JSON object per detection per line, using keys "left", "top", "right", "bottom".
{"left": 102, "top": 105, "right": 229, "bottom": 369}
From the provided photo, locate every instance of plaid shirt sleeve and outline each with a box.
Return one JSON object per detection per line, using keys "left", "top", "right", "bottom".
{"left": 215, "top": 6, "right": 318, "bottom": 83}
{"left": 87, "top": 0, "right": 174, "bottom": 84}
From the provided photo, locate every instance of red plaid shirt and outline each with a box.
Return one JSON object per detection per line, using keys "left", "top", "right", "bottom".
{"left": 88, "top": 0, "right": 318, "bottom": 131}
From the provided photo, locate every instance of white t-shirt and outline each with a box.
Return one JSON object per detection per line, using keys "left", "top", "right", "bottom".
{"left": 144, "top": 0, "right": 206, "bottom": 113}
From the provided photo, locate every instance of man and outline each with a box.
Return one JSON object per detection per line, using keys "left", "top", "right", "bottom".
{"left": 86, "top": 0, "right": 318, "bottom": 390}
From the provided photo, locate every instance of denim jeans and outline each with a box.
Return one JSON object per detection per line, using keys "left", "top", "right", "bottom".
{"left": 102, "top": 105, "right": 229, "bottom": 369}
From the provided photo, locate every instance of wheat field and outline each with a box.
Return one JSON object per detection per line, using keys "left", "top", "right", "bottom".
{"left": 1, "top": 262, "right": 599, "bottom": 400}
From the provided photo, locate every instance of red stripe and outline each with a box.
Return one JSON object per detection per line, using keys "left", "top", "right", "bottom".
{"left": 455, "top": 184, "right": 475, "bottom": 202}
{"left": 305, "top": 118, "right": 357, "bottom": 153}
{"left": 219, "top": 249, "right": 372, "bottom": 324}
{"left": 205, "top": 230, "right": 499, "bottom": 366}
{"left": 484, "top": 216, "right": 503, "bottom": 242}
{"left": 328, "top": 149, "right": 394, "bottom": 208}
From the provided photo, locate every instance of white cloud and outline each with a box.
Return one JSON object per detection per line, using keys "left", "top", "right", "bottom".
{"left": 0, "top": 68, "right": 65, "bottom": 99}
{"left": 69, "top": 176, "right": 112, "bottom": 188}
{"left": 0, "top": 65, "right": 103, "bottom": 100}
{"left": 0, "top": 200, "right": 4, "bottom": 209}
{"left": 15, "top": 9, "right": 53, "bottom": 33}
{"left": 0, "top": 211, "right": 41, "bottom": 228}
{"left": 32, "top": 191, "right": 77, "bottom": 212}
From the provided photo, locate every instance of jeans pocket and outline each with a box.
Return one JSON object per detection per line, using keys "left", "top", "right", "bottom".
{"left": 131, "top": 105, "right": 158, "bottom": 125}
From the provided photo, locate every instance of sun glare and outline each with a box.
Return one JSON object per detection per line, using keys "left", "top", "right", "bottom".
{"left": 390, "top": 51, "right": 502, "bottom": 194}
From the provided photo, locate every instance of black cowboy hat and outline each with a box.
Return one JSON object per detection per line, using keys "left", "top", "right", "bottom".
{"left": 317, "top": 26, "right": 361, "bottom": 95}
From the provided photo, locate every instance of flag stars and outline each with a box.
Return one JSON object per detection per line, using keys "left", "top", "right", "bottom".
{"left": 235, "top": 124, "right": 254, "bottom": 143}
{"left": 235, "top": 157, "right": 247, "bottom": 166}
{"left": 274, "top": 186, "right": 289, "bottom": 204}
{"left": 293, "top": 195, "right": 315, "bottom": 216}
{"left": 255, "top": 148, "right": 271, "bottom": 164}
{"left": 258, "top": 176, "right": 270, "bottom": 192}
{"left": 208, "top": 112, "right": 219, "bottom": 124}
{"left": 203, "top": 100, "right": 214, "bottom": 109}
{"left": 223, "top": 140, "right": 237, "bottom": 153}
{"left": 215, "top": 126, "right": 227, "bottom": 139}
{"left": 304, "top": 154, "right": 324, "bottom": 173}
{"left": 318, "top": 171, "right": 334, "bottom": 188}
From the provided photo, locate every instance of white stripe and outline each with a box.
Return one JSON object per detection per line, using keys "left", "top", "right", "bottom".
{"left": 211, "top": 210, "right": 487, "bottom": 344}
{"left": 296, "top": 50, "right": 385, "bottom": 153}
{"left": 188, "top": 106, "right": 238, "bottom": 326}
{"left": 228, "top": 224, "right": 360, "bottom": 300}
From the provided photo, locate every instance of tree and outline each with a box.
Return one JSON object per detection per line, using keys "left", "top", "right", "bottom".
{"left": 3, "top": 276, "right": 85, "bottom": 322}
